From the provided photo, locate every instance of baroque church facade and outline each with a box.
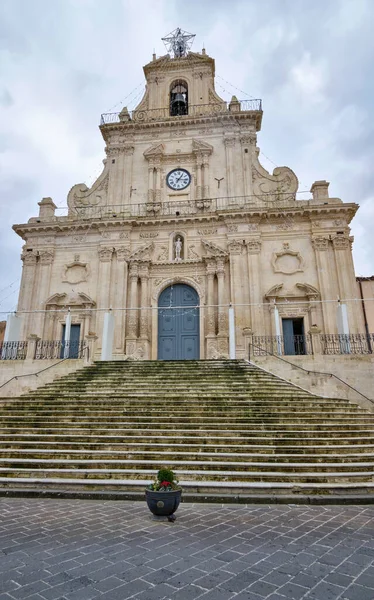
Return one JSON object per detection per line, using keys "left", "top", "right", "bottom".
{"left": 13, "top": 30, "right": 364, "bottom": 361}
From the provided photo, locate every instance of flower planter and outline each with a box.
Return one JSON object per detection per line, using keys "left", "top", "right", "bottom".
{"left": 145, "top": 489, "right": 182, "bottom": 517}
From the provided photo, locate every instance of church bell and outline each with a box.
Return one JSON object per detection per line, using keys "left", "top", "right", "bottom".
{"left": 171, "top": 93, "right": 187, "bottom": 116}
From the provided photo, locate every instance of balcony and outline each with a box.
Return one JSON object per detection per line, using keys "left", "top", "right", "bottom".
{"left": 100, "top": 99, "right": 262, "bottom": 126}
{"left": 66, "top": 193, "right": 300, "bottom": 221}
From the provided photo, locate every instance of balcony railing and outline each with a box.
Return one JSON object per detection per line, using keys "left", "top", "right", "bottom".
{"left": 34, "top": 340, "right": 85, "bottom": 360}
{"left": 253, "top": 335, "right": 313, "bottom": 357}
{"left": 321, "top": 334, "right": 374, "bottom": 355}
{"left": 100, "top": 99, "right": 262, "bottom": 125}
{"left": 0, "top": 341, "right": 28, "bottom": 360}
{"left": 70, "top": 193, "right": 299, "bottom": 221}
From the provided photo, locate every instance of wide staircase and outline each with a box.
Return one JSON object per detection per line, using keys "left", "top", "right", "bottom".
{"left": 0, "top": 359, "right": 374, "bottom": 498}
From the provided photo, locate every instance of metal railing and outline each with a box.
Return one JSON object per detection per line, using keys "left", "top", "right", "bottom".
{"left": 247, "top": 343, "right": 373, "bottom": 406}
{"left": 321, "top": 333, "right": 374, "bottom": 355}
{"left": 34, "top": 340, "right": 86, "bottom": 360}
{"left": 71, "top": 193, "right": 298, "bottom": 221}
{"left": 100, "top": 99, "right": 262, "bottom": 125}
{"left": 0, "top": 342, "right": 28, "bottom": 360}
{"left": 252, "top": 335, "right": 313, "bottom": 356}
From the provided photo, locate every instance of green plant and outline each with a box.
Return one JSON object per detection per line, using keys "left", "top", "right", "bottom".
{"left": 147, "top": 467, "right": 181, "bottom": 491}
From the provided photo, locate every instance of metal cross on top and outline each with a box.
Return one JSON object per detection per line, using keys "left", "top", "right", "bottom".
{"left": 162, "top": 27, "right": 195, "bottom": 58}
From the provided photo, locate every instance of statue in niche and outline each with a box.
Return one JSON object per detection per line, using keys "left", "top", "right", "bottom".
{"left": 174, "top": 236, "right": 183, "bottom": 262}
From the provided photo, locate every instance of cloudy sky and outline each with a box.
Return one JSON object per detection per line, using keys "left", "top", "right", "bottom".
{"left": 1, "top": 0, "right": 373, "bottom": 315}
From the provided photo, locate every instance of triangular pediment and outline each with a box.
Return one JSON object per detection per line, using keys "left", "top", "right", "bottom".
{"left": 202, "top": 239, "right": 228, "bottom": 257}
{"left": 192, "top": 139, "right": 213, "bottom": 154}
{"left": 144, "top": 143, "right": 165, "bottom": 158}
{"left": 129, "top": 242, "right": 155, "bottom": 261}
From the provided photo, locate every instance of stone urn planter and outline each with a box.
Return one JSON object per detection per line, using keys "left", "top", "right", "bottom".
{"left": 145, "top": 468, "right": 182, "bottom": 519}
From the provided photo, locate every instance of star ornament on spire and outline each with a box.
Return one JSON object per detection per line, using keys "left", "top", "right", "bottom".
{"left": 162, "top": 28, "right": 195, "bottom": 58}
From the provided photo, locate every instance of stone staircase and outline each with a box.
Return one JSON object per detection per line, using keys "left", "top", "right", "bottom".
{"left": 0, "top": 359, "right": 374, "bottom": 497}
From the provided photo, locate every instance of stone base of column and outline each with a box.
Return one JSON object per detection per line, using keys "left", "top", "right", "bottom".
{"left": 206, "top": 334, "right": 229, "bottom": 359}
{"left": 125, "top": 338, "right": 149, "bottom": 360}
{"left": 216, "top": 334, "right": 229, "bottom": 358}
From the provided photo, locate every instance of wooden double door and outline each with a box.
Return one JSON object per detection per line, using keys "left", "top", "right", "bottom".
{"left": 158, "top": 284, "right": 199, "bottom": 360}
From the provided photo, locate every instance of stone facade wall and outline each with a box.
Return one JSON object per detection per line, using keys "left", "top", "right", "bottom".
{"left": 10, "top": 49, "right": 366, "bottom": 361}
{"left": 0, "top": 359, "right": 85, "bottom": 398}
{"left": 252, "top": 354, "right": 374, "bottom": 413}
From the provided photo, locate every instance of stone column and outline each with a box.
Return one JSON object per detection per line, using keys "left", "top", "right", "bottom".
{"left": 246, "top": 239, "right": 264, "bottom": 334}
{"left": 127, "top": 262, "right": 139, "bottom": 340}
{"left": 228, "top": 240, "right": 245, "bottom": 356}
{"left": 224, "top": 136, "right": 236, "bottom": 199}
{"left": 123, "top": 145, "right": 134, "bottom": 206}
{"left": 216, "top": 258, "right": 229, "bottom": 356}
{"left": 240, "top": 134, "right": 256, "bottom": 198}
{"left": 332, "top": 235, "right": 359, "bottom": 332}
{"left": 148, "top": 165, "right": 154, "bottom": 202}
{"left": 202, "top": 154, "right": 210, "bottom": 199}
{"left": 205, "top": 259, "right": 216, "bottom": 337}
{"left": 97, "top": 247, "right": 113, "bottom": 349}
{"left": 139, "top": 263, "right": 150, "bottom": 341}
{"left": 309, "top": 326, "right": 322, "bottom": 355}
{"left": 18, "top": 252, "right": 38, "bottom": 339}
{"left": 35, "top": 249, "right": 54, "bottom": 338}
{"left": 155, "top": 159, "right": 161, "bottom": 203}
{"left": 85, "top": 333, "right": 98, "bottom": 364}
{"left": 196, "top": 159, "right": 202, "bottom": 200}
{"left": 115, "top": 248, "right": 129, "bottom": 353}
{"left": 312, "top": 237, "right": 335, "bottom": 332}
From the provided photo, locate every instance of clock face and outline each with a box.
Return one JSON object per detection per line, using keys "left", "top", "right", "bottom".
{"left": 166, "top": 168, "right": 191, "bottom": 190}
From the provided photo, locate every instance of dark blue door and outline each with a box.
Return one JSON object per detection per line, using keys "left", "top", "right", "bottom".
{"left": 158, "top": 284, "right": 199, "bottom": 360}
{"left": 61, "top": 324, "right": 81, "bottom": 358}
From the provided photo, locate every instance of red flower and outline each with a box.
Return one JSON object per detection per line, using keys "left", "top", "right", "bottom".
{"left": 160, "top": 481, "right": 171, "bottom": 487}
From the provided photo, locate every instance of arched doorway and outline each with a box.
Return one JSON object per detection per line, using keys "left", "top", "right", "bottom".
{"left": 158, "top": 284, "right": 199, "bottom": 360}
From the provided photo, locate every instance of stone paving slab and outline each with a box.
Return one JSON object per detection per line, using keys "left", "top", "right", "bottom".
{"left": 0, "top": 499, "right": 374, "bottom": 600}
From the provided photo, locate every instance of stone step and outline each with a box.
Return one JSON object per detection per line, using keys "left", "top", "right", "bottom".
{"left": 2, "top": 438, "right": 374, "bottom": 452}
{"left": 1, "top": 476, "right": 373, "bottom": 495}
{"left": 1, "top": 433, "right": 374, "bottom": 446}
{"left": 0, "top": 456, "right": 373, "bottom": 474}
{"left": 1, "top": 447, "right": 373, "bottom": 462}
{"left": 0, "top": 467, "right": 373, "bottom": 484}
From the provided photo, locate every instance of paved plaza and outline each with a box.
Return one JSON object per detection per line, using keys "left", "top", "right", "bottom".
{"left": 0, "top": 499, "right": 374, "bottom": 600}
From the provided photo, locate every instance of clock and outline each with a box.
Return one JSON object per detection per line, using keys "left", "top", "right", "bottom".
{"left": 166, "top": 168, "right": 191, "bottom": 190}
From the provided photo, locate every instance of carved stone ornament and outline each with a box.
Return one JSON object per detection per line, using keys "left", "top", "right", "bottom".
{"left": 272, "top": 248, "right": 305, "bottom": 274}
{"left": 332, "top": 235, "right": 350, "bottom": 250}
{"left": 197, "top": 228, "right": 217, "bottom": 236}
{"left": 312, "top": 237, "right": 329, "bottom": 251}
{"left": 116, "top": 247, "right": 130, "bottom": 262}
{"left": 251, "top": 150, "right": 298, "bottom": 198}
{"left": 21, "top": 251, "right": 37, "bottom": 265}
{"left": 246, "top": 239, "right": 261, "bottom": 254}
{"left": 45, "top": 292, "right": 96, "bottom": 310}
{"left": 67, "top": 162, "right": 109, "bottom": 211}
{"left": 129, "top": 242, "right": 155, "bottom": 262}
{"left": 98, "top": 247, "right": 113, "bottom": 262}
{"left": 62, "top": 261, "right": 90, "bottom": 284}
{"left": 152, "top": 277, "right": 204, "bottom": 302}
{"left": 202, "top": 239, "right": 228, "bottom": 258}
{"left": 39, "top": 250, "right": 54, "bottom": 265}
{"left": 188, "top": 245, "right": 200, "bottom": 259}
{"left": 227, "top": 224, "right": 238, "bottom": 233}
{"left": 227, "top": 240, "right": 243, "bottom": 255}
{"left": 156, "top": 245, "right": 168, "bottom": 262}
{"left": 140, "top": 232, "right": 159, "bottom": 238}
